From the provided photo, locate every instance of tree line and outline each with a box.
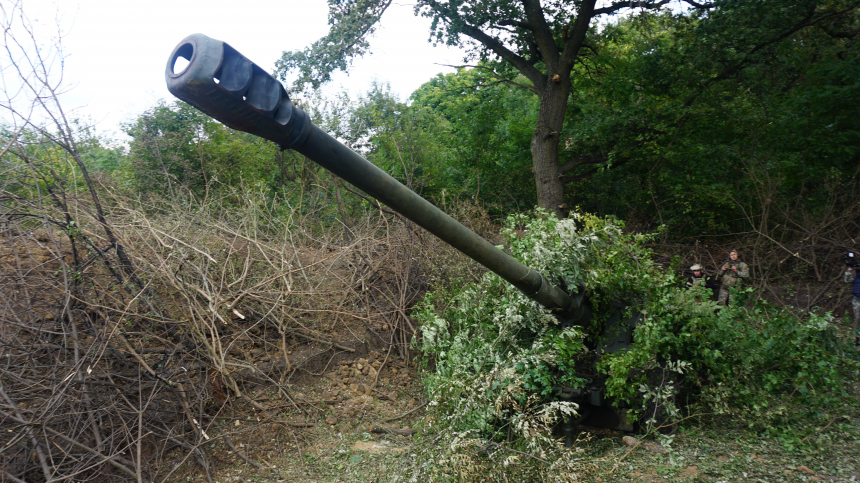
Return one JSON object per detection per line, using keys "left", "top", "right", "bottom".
{"left": 91, "top": 2, "right": 856, "bottom": 252}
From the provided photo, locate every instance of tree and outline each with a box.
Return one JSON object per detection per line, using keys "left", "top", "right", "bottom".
{"left": 276, "top": 0, "right": 709, "bottom": 217}
{"left": 349, "top": 82, "right": 450, "bottom": 192}
{"left": 277, "top": 0, "right": 857, "bottom": 218}
{"left": 410, "top": 68, "right": 537, "bottom": 209}
{"left": 560, "top": 6, "right": 860, "bottom": 239}
{"left": 123, "top": 101, "right": 283, "bottom": 196}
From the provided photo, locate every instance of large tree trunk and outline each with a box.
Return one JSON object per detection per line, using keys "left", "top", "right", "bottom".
{"left": 532, "top": 78, "right": 571, "bottom": 219}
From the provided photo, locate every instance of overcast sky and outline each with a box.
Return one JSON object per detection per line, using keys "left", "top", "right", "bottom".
{"left": 14, "top": 0, "right": 466, "bottom": 139}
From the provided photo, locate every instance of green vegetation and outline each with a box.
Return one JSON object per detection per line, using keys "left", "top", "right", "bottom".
{"left": 277, "top": 0, "right": 859, "bottom": 219}
{"left": 4, "top": 1, "right": 860, "bottom": 481}
{"left": 121, "top": 101, "right": 285, "bottom": 196}
{"left": 409, "top": 69, "right": 538, "bottom": 210}
{"left": 412, "top": 210, "right": 860, "bottom": 481}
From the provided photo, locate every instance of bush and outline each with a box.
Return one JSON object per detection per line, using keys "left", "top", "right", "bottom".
{"left": 412, "top": 209, "right": 860, "bottom": 481}
{"left": 414, "top": 210, "right": 655, "bottom": 480}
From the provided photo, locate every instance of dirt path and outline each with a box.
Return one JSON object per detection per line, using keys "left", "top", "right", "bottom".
{"left": 168, "top": 354, "right": 860, "bottom": 483}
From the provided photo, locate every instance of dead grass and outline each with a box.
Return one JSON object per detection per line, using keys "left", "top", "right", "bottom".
{"left": 0, "top": 167, "right": 490, "bottom": 481}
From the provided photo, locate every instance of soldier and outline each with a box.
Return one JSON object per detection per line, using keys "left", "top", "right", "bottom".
{"left": 843, "top": 254, "right": 860, "bottom": 347}
{"left": 685, "top": 264, "right": 714, "bottom": 291}
{"left": 717, "top": 250, "right": 750, "bottom": 306}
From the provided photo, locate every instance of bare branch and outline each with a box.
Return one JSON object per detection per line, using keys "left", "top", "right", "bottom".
{"left": 435, "top": 63, "right": 539, "bottom": 93}
{"left": 594, "top": 0, "right": 674, "bottom": 16}
{"left": 424, "top": 0, "right": 545, "bottom": 87}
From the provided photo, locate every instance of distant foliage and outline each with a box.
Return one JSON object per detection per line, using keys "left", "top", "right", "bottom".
{"left": 409, "top": 68, "right": 537, "bottom": 211}
{"left": 566, "top": 9, "right": 860, "bottom": 236}
{"left": 121, "top": 101, "right": 282, "bottom": 197}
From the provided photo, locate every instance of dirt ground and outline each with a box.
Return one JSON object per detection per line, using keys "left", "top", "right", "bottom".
{"left": 164, "top": 340, "right": 429, "bottom": 483}
{"left": 165, "top": 325, "right": 860, "bottom": 483}
{"left": 161, "top": 339, "right": 860, "bottom": 483}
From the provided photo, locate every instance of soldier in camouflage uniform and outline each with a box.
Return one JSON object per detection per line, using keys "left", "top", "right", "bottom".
{"left": 717, "top": 250, "right": 750, "bottom": 306}
{"left": 686, "top": 264, "right": 715, "bottom": 291}
{"left": 844, "top": 265, "right": 860, "bottom": 347}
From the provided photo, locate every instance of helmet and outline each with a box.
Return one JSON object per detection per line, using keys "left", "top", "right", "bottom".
{"left": 690, "top": 264, "right": 703, "bottom": 271}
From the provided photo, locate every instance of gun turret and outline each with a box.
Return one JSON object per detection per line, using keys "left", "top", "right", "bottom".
{"left": 165, "top": 33, "right": 590, "bottom": 325}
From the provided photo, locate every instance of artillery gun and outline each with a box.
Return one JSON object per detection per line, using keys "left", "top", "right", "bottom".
{"left": 165, "top": 34, "right": 644, "bottom": 438}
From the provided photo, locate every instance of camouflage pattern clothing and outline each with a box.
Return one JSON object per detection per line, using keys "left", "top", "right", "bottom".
{"left": 718, "top": 259, "right": 750, "bottom": 306}
{"left": 852, "top": 298, "right": 860, "bottom": 341}
{"left": 843, "top": 268, "right": 860, "bottom": 345}
{"left": 686, "top": 274, "right": 715, "bottom": 290}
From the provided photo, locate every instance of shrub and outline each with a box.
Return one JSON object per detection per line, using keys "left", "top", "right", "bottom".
{"left": 412, "top": 209, "right": 859, "bottom": 480}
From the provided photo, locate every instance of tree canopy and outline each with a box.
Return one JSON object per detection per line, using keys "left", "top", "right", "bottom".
{"left": 276, "top": 0, "right": 858, "bottom": 217}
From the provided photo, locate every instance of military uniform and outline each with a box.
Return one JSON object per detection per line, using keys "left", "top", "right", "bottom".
{"left": 686, "top": 275, "right": 712, "bottom": 288}
{"left": 718, "top": 258, "right": 750, "bottom": 306}
{"left": 685, "top": 264, "right": 714, "bottom": 290}
{"left": 843, "top": 268, "right": 860, "bottom": 346}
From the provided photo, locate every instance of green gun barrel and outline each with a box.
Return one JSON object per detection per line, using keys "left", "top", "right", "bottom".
{"left": 165, "top": 33, "right": 589, "bottom": 324}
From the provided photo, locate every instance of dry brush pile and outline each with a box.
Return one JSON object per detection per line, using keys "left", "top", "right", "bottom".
{"left": 0, "top": 8, "right": 453, "bottom": 479}
{"left": 0, "top": 5, "right": 489, "bottom": 477}
{"left": 0, "top": 161, "right": 482, "bottom": 481}
{"left": 0, "top": 71, "right": 495, "bottom": 479}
